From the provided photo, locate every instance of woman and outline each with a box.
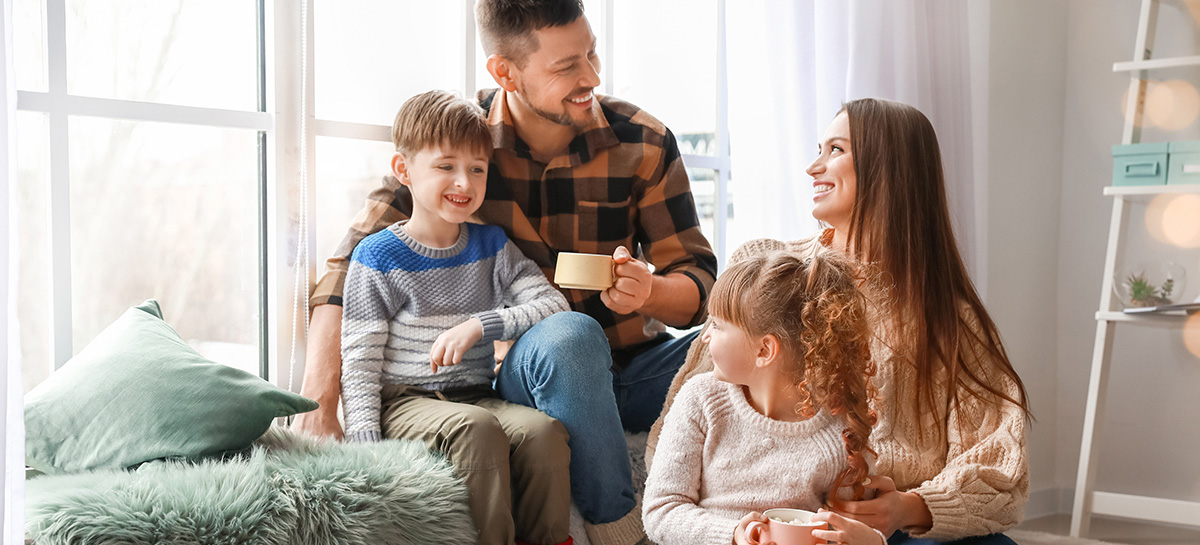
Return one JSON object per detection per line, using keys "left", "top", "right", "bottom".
{"left": 647, "top": 98, "right": 1030, "bottom": 544}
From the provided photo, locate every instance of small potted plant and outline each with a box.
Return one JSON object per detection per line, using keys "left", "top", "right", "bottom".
{"left": 1123, "top": 272, "right": 1173, "bottom": 307}
{"left": 1115, "top": 261, "right": 1186, "bottom": 309}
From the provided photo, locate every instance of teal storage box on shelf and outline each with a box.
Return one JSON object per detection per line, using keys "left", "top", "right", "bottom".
{"left": 1167, "top": 141, "right": 1200, "bottom": 185}
{"left": 1112, "top": 142, "right": 1169, "bottom": 186}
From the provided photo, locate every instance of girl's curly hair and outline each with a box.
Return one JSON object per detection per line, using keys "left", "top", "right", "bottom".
{"left": 708, "top": 250, "right": 878, "bottom": 508}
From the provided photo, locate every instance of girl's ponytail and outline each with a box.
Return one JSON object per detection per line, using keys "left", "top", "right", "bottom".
{"left": 792, "top": 253, "right": 878, "bottom": 508}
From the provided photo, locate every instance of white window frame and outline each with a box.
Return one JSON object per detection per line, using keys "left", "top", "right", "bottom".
{"left": 17, "top": 0, "right": 275, "bottom": 377}
{"left": 17, "top": 0, "right": 731, "bottom": 386}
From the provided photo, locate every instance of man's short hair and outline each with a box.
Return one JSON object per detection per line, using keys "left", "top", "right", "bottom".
{"left": 392, "top": 90, "right": 492, "bottom": 157}
{"left": 475, "top": 0, "right": 585, "bottom": 68}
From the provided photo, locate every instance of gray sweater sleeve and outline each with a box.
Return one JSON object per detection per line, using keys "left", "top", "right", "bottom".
{"left": 341, "top": 255, "right": 406, "bottom": 443}
{"left": 472, "top": 240, "right": 569, "bottom": 343}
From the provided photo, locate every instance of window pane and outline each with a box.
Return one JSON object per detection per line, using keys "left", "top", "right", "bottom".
{"left": 68, "top": 117, "right": 260, "bottom": 376}
{"left": 15, "top": 0, "right": 48, "bottom": 92}
{"left": 65, "top": 0, "right": 257, "bottom": 111}
{"left": 315, "top": 136, "right": 396, "bottom": 265}
{"left": 472, "top": 0, "right": 607, "bottom": 96}
{"left": 16, "top": 112, "right": 52, "bottom": 392}
{"left": 723, "top": 170, "right": 757, "bottom": 261}
{"left": 687, "top": 167, "right": 732, "bottom": 258}
{"left": 612, "top": 0, "right": 717, "bottom": 154}
{"left": 317, "top": 1, "right": 464, "bottom": 125}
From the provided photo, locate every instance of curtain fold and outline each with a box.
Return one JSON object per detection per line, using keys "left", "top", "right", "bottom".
{"left": 726, "top": 0, "right": 977, "bottom": 269}
{"left": 2, "top": 0, "right": 26, "bottom": 539}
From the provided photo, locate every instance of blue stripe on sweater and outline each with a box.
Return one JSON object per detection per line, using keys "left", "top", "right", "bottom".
{"left": 351, "top": 223, "right": 509, "bottom": 274}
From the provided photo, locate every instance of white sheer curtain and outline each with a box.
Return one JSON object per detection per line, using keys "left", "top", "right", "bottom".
{"left": 2, "top": 0, "right": 25, "bottom": 539}
{"left": 726, "top": 0, "right": 977, "bottom": 270}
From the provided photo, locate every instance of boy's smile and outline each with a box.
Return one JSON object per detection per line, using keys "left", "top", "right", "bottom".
{"left": 444, "top": 193, "right": 473, "bottom": 207}
{"left": 392, "top": 143, "right": 490, "bottom": 247}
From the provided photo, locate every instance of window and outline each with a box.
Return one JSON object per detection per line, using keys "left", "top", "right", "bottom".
{"left": 15, "top": 0, "right": 733, "bottom": 390}
{"left": 310, "top": 0, "right": 473, "bottom": 264}
{"left": 611, "top": 0, "right": 732, "bottom": 263}
{"left": 15, "top": 0, "right": 270, "bottom": 391}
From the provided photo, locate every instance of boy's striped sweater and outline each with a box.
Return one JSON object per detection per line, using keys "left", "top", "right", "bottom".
{"left": 340, "top": 221, "right": 569, "bottom": 442}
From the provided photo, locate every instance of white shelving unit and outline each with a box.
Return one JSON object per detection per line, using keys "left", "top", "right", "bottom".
{"left": 1069, "top": 0, "right": 1200, "bottom": 536}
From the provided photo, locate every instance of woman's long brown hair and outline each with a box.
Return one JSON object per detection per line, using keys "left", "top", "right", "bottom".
{"left": 839, "top": 98, "right": 1031, "bottom": 429}
{"left": 708, "top": 251, "right": 878, "bottom": 507}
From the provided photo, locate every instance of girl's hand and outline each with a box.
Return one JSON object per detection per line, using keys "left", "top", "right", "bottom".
{"left": 430, "top": 318, "right": 484, "bottom": 373}
{"left": 812, "top": 509, "right": 887, "bottom": 545}
{"left": 733, "top": 511, "right": 770, "bottom": 545}
{"left": 831, "top": 475, "right": 932, "bottom": 536}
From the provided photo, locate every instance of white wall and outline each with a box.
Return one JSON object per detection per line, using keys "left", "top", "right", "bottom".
{"left": 978, "top": 0, "right": 1070, "bottom": 514}
{"left": 1057, "top": 0, "right": 1200, "bottom": 501}
{"left": 982, "top": 0, "right": 1200, "bottom": 516}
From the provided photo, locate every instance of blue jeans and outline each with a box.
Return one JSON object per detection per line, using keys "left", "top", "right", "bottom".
{"left": 612, "top": 330, "right": 701, "bottom": 433}
{"left": 889, "top": 532, "right": 1017, "bottom": 545}
{"left": 494, "top": 312, "right": 696, "bottom": 525}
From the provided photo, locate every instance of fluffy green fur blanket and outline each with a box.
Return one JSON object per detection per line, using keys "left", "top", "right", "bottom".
{"left": 26, "top": 426, "right": 475, "bottom": 545}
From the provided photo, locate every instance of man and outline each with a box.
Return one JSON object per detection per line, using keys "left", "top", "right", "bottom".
{"left": 294, "top": 2, "right": 716, "bottom": 544}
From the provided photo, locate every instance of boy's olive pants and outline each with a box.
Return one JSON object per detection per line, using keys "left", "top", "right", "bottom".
{"left": 380, "top": 384, "right": 572, "bottom": 545}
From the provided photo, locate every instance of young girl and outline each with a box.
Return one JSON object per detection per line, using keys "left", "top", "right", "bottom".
{"left": 642, "top": 251, "right": 886, "bottom": 545}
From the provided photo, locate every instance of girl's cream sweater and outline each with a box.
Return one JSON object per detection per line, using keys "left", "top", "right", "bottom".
{"left": 646, "top": 235, "right": 1029, "bottom": 541}
{"left": 643, "top": 373, "right": 848, "bottom": 545}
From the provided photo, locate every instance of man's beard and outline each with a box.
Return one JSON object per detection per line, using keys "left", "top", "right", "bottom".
{"left": 515, "top": 83, "right": 593, "bottom": 129}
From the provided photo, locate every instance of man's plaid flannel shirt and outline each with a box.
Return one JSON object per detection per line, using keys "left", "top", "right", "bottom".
{"left": 311, "top": 88, "right": 718, "bottom": 353}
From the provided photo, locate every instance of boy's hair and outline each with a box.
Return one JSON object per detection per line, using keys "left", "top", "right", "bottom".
{"left": 708, "top": 250, "right": 878, "bottom": 509}
{"left": 475, "top": 0, "right": 585, "bottom": 68}
{"left": 392, "top": 90, "right": 492, "bottom": 157}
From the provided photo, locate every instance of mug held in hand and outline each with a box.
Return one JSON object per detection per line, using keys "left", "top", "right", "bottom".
{"left": 554, "top": 252, "right": 615, "bottom": 291}
{"left": 746, "top": 508, "right": 828, "bottom": 545}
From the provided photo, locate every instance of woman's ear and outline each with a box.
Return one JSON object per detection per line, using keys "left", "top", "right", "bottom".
{"left": 391, "top": 152, "right": 410, "bottom": 186}
{"left": 486, "top": 54, "right": 519, "bottom": 92}
{"left": 755, "top": 334, "right": 781, "bottom": 368}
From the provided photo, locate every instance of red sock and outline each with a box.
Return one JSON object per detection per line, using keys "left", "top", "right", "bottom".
{"left": 515, "top": 537, "right": 573, "bottom": 545}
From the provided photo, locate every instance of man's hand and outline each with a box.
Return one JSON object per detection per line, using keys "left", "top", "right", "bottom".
{"left": 831, "top": 475, "right": 932, "bottom": 537}
{"left": 733, "top": 511, "right": 770, "bottom": 545}
{"left": 291, "top": 304, "right": 345, "bottom": 441}
{"left": 431, "top": 318, "right": 484, "bottom": 373}
{"left": 291, "top": 407, "right": 344, "bottom": 442}
{"left": 812, "top": 508, "right": 888, "bottom": 545}
{"left": 600, "top": 246, "right": 653, "bottom": 315}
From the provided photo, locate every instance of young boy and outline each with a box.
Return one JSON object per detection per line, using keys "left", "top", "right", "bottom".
{"left": 340, "top": 90, "right": 573, "bottom": 545}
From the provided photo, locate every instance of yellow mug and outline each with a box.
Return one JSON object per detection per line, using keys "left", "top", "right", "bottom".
{"left": 553, "top": 252, "right": 614, "bottom": 291}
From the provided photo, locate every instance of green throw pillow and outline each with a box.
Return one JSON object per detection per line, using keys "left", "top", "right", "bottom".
{"left": 25, "top": 299, "right": 319, "bottom": 474}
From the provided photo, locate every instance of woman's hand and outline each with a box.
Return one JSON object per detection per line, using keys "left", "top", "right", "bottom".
{"left": 732, "top": 511, "right": 770, "bottom": 545}
{"left": 832, "top": 475, "right": 932, "bottom": 536}
{"left": 430, "top": 318, "right": 484, "bottom": 373}
{"left": 812, "top": 509, "right": 887, "bottom": 545}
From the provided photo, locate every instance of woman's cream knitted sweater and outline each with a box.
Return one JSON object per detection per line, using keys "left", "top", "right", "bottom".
{"left": 646, "top": 235, "right": 1029, "bottom": 541}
